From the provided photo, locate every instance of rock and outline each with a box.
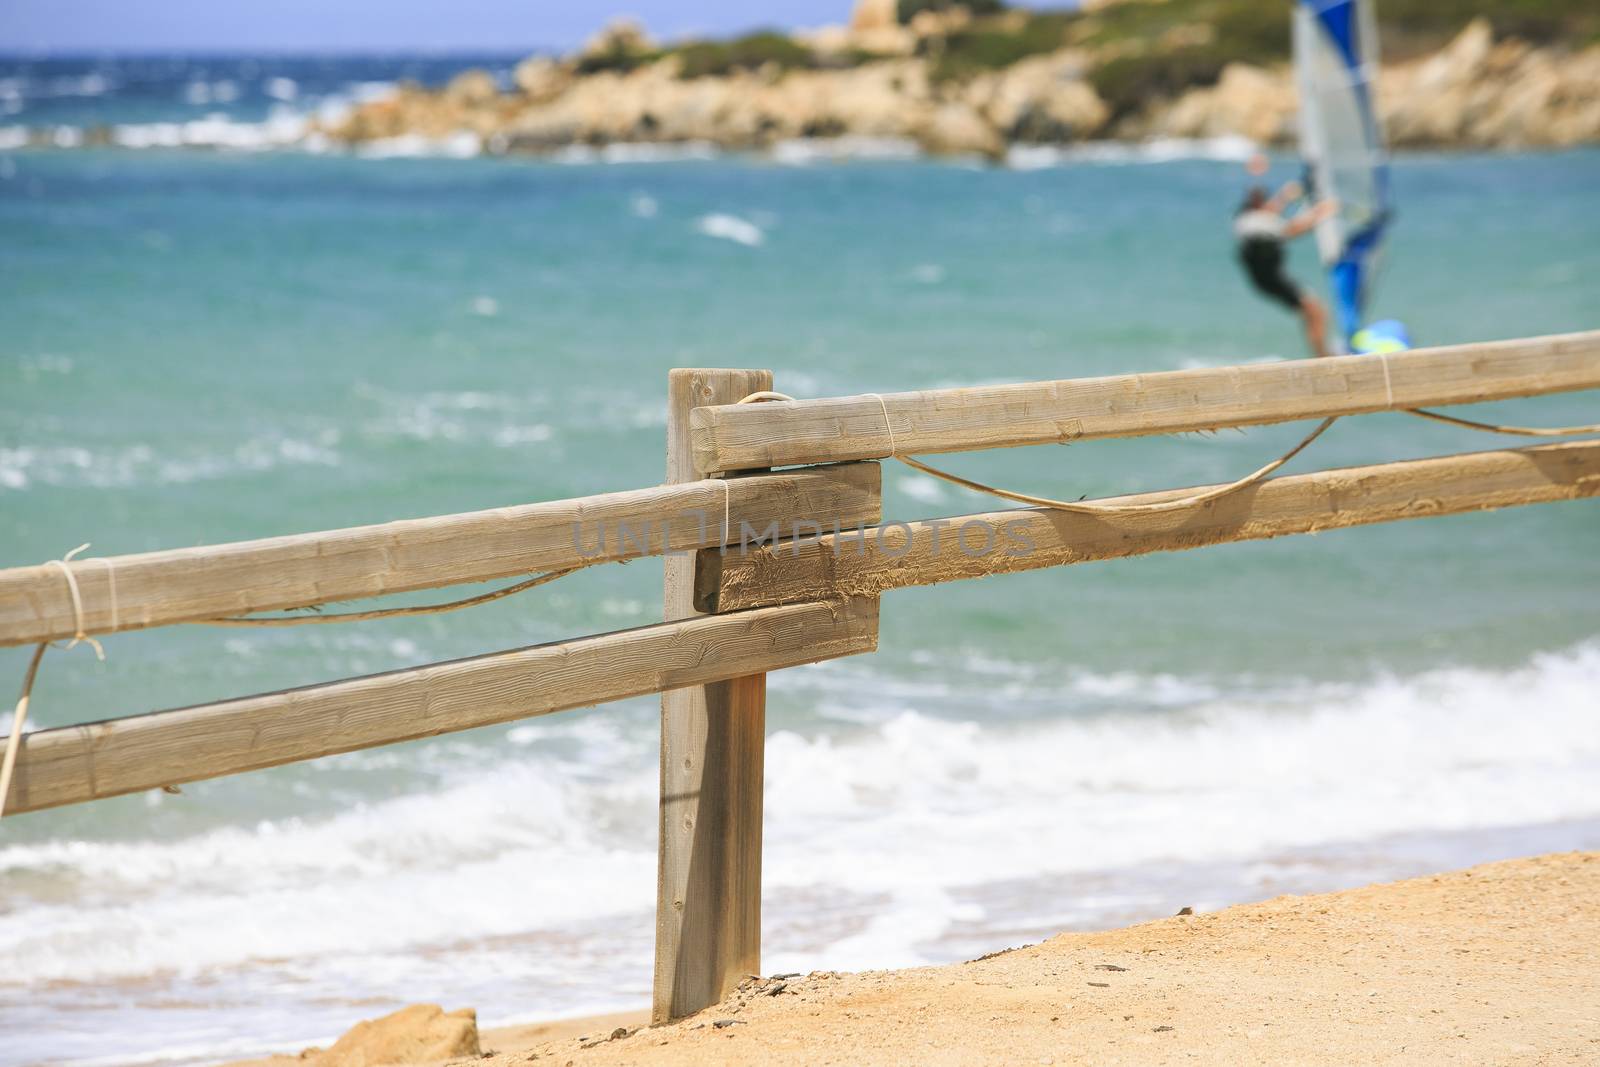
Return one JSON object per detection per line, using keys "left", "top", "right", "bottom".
{"left": 443, "top": 69, "right": 498, "bottom": 108}
{"left": 1146, "top": 62, "right": 1294, "bottom": 143}
{"left": 968, "top": 49, "right": 1107, "bottom": 141}
{"left": 847, "top": 0, "right": 916, "bottom": 56}
{"left": 581, "top": 17, "right": 656, "bottom": 63}
{"left": 513, "top": 57, "right": 572, "bottom": 102}
{"left": 850, "top": 0, "right": 898, "bottom": 33}
{"left": 908, "top": 6, "right": 974, "bottom": 40}
{"left": 1382, "top": 18, "right": 1494, "bottom": 145}
{"left": 915, "top": 100, "right": 1005, "bottom": 157}
{"left": 312, "top": 1004, "right": 480, "bottom": 1067}
{"left": 1379, "top": 21, "right": 1600, "bottom": 148}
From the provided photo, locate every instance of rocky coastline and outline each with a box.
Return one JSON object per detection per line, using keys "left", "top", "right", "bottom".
{"left": 8, "top": 2, "right": 1599, "bottom": 160}
{"left": 311, "top": 7, "right": 1600, "bottom": 161}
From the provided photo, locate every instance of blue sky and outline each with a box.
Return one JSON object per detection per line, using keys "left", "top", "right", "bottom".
{"left": 2, "top": 1, "right": 878, "bottom": 53}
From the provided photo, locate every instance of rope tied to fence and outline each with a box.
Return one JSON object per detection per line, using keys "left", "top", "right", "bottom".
{"left": 1405, "top": 408, "right": 1600, "bottom": 437}
{"left": 200, "top": 567, "right": 582, "bottom": 626}
{"left": 738, "top": 388, "right": 1598, "bottom": 520}
{"left": 1, "top": 542, "right": 592, "bottom": 816}
{"left": 2, "top": 544, "right": 115, "bottom": 819}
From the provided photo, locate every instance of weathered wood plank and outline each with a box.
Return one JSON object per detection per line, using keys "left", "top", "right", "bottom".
{"left": 2, "top": 597, "right": 880, "bottom": 816}
{"left": 0, "top": 463, "right": 880, "bottom": 648}
{"left": 689, "top": 331, "right": 1600, "bottom": 474}
{"left": 697, "top": 440, "right": 1600, "bottom": 612}
{"left": 656, "top": 369, "right": 775, "bottom": 1024}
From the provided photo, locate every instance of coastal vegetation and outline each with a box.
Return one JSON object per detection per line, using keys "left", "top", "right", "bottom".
{"left": 910, "top": 0, "right": 1600, "bottom": 116}
{"left": 575, "top": 0, "right": 1600, "bottom": 91}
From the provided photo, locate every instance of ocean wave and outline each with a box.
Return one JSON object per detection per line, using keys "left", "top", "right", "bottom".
{"left": 0, "top": 433, "right": 340, "bottom": 492}
{"left": 771, "top": 136, "right": 922, "bottom": 165}
{"left": 553, "top": 141, "right": 720, "bottom": 165}
{"left": 264, "top": 77, "right": 298, "bottom": 102}
{"left": 182, "top": 80, "right": 240, "bottom": 107}
{"left": 3, "top": 641, "right": 1597, "bottom": 986}
{"left": 109, "top": 110, "right": 308, "bottom": 151}
{"left": 354, "top": 131, "right": 481, "bottom": 159}
{"left": 761, "top": 643, "right": 1600, "bottom": 897}
{"left": 694, "top": 212, "right": 765, "bottom": 247}
{"left": 1008, "top": 135, "right": 1258, "bottom": 169}
{"left": 353, "top": 385, "right": 556, "bottom": 446}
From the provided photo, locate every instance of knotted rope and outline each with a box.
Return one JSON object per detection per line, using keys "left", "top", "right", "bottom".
{"left": 2, "top": 544, "right": 112, "bottom": 818}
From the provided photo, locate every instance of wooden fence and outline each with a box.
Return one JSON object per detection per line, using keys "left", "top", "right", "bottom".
{"left": 1, "top": 331, "right": 1597, "bottom": 1025}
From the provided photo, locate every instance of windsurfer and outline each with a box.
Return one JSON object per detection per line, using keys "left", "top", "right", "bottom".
{"left": 1235, "top": 156, "right": 1338, "bottom": 359}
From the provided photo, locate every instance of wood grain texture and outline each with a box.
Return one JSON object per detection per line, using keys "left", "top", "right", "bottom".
{"left": 1, "top": 596, "right": 880, "bottom": 816}
{"left": 689, "top": 330, "right": 1600, "bottom": 474}
{"left": 0, "top": 463, "right": 880, "bottom": 648}
{"left": 656, "top": 369, "right": 776, "bottom": 1023}
{"left": 698, "top": 440, "right": 1600, "bottom": 612}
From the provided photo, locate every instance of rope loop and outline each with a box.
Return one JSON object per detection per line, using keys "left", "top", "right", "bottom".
{"left": 46, "top": 544, "right": 105, "bottom": 660}
{"left": 731, "top": 384, "right": 1596, "bottom": 520}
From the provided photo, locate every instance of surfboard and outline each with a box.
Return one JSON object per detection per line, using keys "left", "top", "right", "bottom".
{"left": 1293, "top": 0, "right": 1410, "bottom": 355}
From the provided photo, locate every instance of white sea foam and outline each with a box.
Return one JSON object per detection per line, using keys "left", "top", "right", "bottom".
{"left": 0, "top": 433, "right": 339, "bottom": 491}
{"left": 264, "top": 77, "right": 299, "bottom": 102}
{"left": 182, "top": 80, "right": 240, "bottom": 106}
{"left": 357, "top": 386, "right": 547, "bottom": 445}
{"left": 111, "top": 109, "right": 308, "bottom": 151}
{"left": 553, "top": 141, "right": 720, "bottom": 165}
{"left": 0, "top": 125, "right": 27, "bottom": 150}
{"left": 1008, "top": 135, "right": 1258, "bottom": 169}
{"left": 3, "top": 642, "right": 1598, "bottom": 990}
{"left": 492, "top": 424, "right": 554, "bottom": 447}
{"left": 355, "top": 131, "right": 482, "bottom": 159}
{"left": 695, "top": 212, "right": 765, "bottom": 247}
{"left": 897, "top": 474, "right": 948, "bottom": 504}
{"left": 28, "top": 73, "right": 114, "bottom": 99}
{"left": 771, "top": 136, "right": 922, "bottom": 165}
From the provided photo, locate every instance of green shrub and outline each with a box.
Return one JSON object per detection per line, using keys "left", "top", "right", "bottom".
{"left": 1076, "top": 1, "right": 1285, "bottom": 119}
{"left": 930, "top": 11, "right": 1074, "bottom": 81}
{"left": 1377, "top": 0, "right": 1600, "bottom": 47}
{"left": 669, "top": 30, "right": 817, "bottom": 79}
{"left": 573, "top": 46, "right": 656, "bottom": 76}
{"left": 1089, "top": 46, "right": 1232, "bottom": 120}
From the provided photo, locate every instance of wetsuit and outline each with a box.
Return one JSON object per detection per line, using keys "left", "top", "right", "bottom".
{"left": 1234, "top": 209, "right": 1302, "bottom": 311}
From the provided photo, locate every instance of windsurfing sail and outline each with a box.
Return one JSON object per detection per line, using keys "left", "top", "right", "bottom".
{"left": 1293, "top": 0, "right": 1403, "bottom": 353}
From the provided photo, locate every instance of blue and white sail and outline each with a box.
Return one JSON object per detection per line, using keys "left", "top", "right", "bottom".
{"left": 1293, "top": 0, "right": 1406, "bottom": 353}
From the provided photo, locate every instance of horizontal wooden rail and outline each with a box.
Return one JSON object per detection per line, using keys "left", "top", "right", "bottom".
{"left": 2, "top": 597, "right": 880, "bottom": 815}
{"left": 689, "top": 331, "right": 1600, "bottom": 474}
{"left": 697, "top": 440, "right": 1600, "bottom": 612}
{"left": 0, "top": 463, "right": 880, "bottom": 648}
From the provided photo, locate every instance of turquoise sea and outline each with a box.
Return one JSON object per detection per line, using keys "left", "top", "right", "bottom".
{"left": 2, "top": 55, "right": 1598, "bottom": 1067}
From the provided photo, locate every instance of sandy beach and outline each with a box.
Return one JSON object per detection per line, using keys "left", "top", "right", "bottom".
{"left": 234, "top": 851, "right": 1599, "bottom": 1066}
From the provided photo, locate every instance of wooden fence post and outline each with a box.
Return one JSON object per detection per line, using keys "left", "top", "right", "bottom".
{"left": 654, "top": 368, "right": 772, "bottom": 1022}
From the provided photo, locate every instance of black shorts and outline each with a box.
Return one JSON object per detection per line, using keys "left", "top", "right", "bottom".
{"left": 1238, "top": 238, "right": 1302, "bottom": 311}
